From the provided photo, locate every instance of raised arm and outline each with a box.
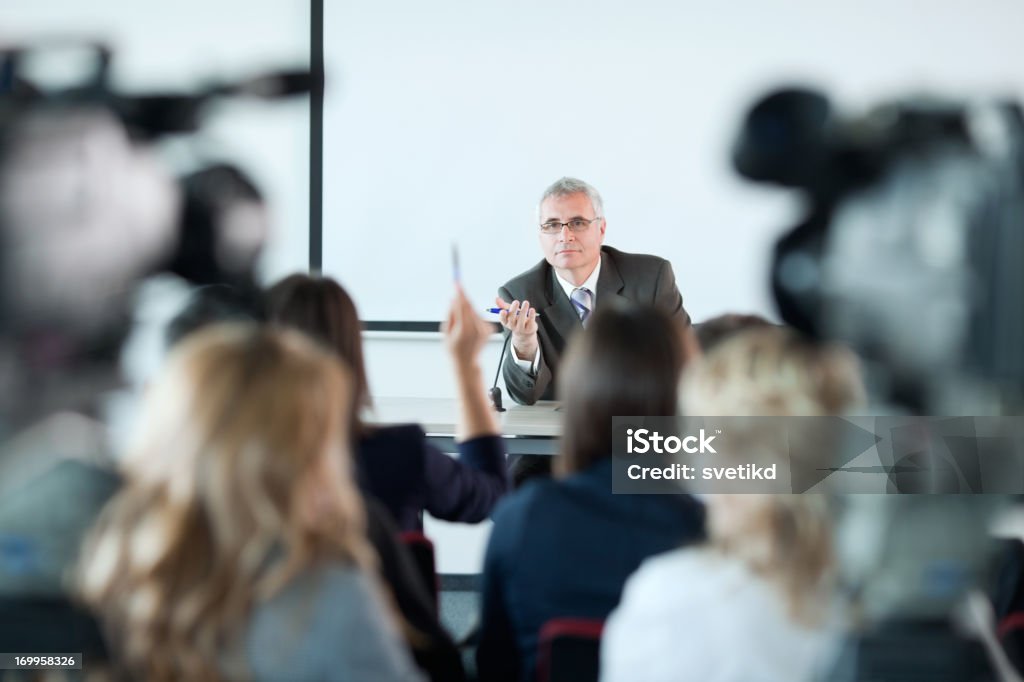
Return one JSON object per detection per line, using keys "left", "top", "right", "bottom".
{"left": 443, "top": 285, "right": 501, "bottom": 441}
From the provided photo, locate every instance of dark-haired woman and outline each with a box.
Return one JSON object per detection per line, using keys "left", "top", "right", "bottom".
{"left": 475, "top": 304, "right": 707, "bottom": 682}
{"left": 267, "top": 274, "right": 509, "bottom": 532}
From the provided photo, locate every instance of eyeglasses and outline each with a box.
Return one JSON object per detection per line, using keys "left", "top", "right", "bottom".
{"left": 539, "top": 217, "right": 602, "bottom": 235}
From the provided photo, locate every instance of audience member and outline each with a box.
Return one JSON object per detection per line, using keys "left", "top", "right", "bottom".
{"left": 78, "top": 326, "right": 424, "bottom": 681}
{"left": 475, "top": 303, "right": 706, "bottom": 682}
{"left": 168, "top": 282, "right": 465, "bottom": 681}
{"left": 0, "top": 283, "right": 268, "bottom": 663}
{"left": 164, "top": 283, "right": 266, "bottom": 349}
{"left": 266, "top": 274, "right": 509, "bottom": 531}
{"left": 601, "top": 327, "right": 864, "bottom": 682}
{"left": 168, "top": 163, "right": 269, "bottom": 288}
{"left": 693, "top": 311, "right": 772, "bottom": 351}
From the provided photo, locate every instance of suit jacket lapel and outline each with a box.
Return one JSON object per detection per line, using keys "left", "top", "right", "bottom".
{"left": 542, "top": 266, "right": 583, "bottom": 338}
{"left": 595, "top": 249, "right": 629, "bottom": 309}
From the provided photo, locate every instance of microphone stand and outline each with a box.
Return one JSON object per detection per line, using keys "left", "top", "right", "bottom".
{"left": 489, "top": 331, "right": 512, "bottom": 412}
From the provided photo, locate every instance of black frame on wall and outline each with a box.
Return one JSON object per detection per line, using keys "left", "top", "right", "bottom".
{"left": 310, "top": 0, "right": 323, "bottom": 273}
{"left": 309, "top": 1, "right": 442, "bottom": 331}
{"left": 309, "top": 1, "right": 441, "bottom": 333}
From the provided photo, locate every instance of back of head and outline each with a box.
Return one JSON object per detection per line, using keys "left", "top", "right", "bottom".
{"left": 693, "top": 312, "right": 773, "bottom": 352}
{"left": 266, "top": 273, "right": 370, "bottom": 414}
{"left": 680, "top": 326, "right": 864, "bottom": 623}
{"left": 681, "top": 326, "right": 864, "bottom": 417}
{"left": 80, "top": 324, "right": 369, "bottom": 680}
{"left": 168, "top": 163, "right": 267, "bottom": 288}
{"left": 557, "top": 303, "right": 697, "bottom": 475}
{"left": 164, "top": 283, "right": 266, "bottom": 350}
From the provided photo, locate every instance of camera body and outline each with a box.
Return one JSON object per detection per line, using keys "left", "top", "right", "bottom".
{"left": 0, "top": 42, "right": 308, "bottom": 432}
{"left": 735, "top": 87, "right": 1024, "bottom": 414}
{"left": 735, "top": 88, "right": 1024, "bottom": 680}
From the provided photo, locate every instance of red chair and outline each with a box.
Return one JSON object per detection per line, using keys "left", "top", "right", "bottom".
{"left": 994, "top": 538, "right": 1024, "bottom": 674}
{"left": 536, "top": 617, "right": 604, "bottom": 682}
{"left": 999, "top": 612, "right": 1024, "bottom": 673}
{"left": 399, "top": 531, "right": 438, "bottom": 608}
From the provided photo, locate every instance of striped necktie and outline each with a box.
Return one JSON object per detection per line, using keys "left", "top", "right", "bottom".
{"left": 570, "top": 287, "right": 593, "bottom": 327}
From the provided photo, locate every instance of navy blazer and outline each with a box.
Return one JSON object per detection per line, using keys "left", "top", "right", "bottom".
{"left": 356, "top": 424, "right": 510, "bottom": 532}
{"left": 476, "top": 458, "right": 706, "bottom": 682}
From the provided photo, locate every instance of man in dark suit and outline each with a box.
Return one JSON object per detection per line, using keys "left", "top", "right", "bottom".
{"left": 497, "top": 177, "right": 690, "bottom": 406}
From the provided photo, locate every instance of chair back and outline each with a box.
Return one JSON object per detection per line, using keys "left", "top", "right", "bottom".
{"left": 994, "top": 538, "right": 1024, "bottom": 675}
{"left": 0, "top": 594, "right": 107, "bottom": 655}
{"left": 399, "top": 531, "right": 438, "bottom": 607}
{"left": 536, "top": 617, "right": 604, "bottom": 682}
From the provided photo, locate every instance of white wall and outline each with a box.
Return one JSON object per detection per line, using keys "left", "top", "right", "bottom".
{"left": 363, "top": 331, "right": 505, "bottom": 398}
{"left": 323, "top": 0, "right": 1024, "bottom": 327}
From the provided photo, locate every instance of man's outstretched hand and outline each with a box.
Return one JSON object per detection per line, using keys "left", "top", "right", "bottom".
{"left": 495, "top": 296, "right": 539, "bottom": 360}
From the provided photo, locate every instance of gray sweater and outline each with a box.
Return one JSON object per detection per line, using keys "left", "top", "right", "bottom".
{"left": 245, "top": 564, "right": 425, "bottom": 682}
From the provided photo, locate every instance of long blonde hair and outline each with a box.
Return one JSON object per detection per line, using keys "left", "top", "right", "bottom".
{"left": 680, "top": 326, "right": 864, "bottom": 418}
{"left": 680, "top": 327, "right": 864, "bottom": 624}
{"left": 78, "top": 325, "right": 374, "bottom": 681}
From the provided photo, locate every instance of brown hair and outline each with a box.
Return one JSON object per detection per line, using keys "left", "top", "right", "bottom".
{"left": 78, "top": 325, "right": 374, "bottom": 681}
{"left": 693, "top": 312, "right": 773, "bottom": 352}
{"left": 556, "top": 303, "right": 699, "bottom": 476}
{"left": 265, "top": 274, "right": 371, "bottom": 430}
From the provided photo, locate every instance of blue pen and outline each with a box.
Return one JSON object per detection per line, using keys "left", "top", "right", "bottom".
{"left": 485, "top": 308, "right": 541, "bottom": 317}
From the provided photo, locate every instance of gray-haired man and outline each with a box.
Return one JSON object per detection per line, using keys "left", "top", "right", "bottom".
{"left": 497, "top": 177, "right": 690, "bottom": 406}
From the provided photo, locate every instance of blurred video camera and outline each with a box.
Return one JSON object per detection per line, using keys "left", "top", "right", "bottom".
{"left": 0, "top": 40, "right": 309, "bottom": 429}
{"left": 734, "top": 87, "right": 1024, "bottom": 680}
{"left": 733, "top": 87, "right": 1024, "bottom": 415}
{"left": 733, "top": 87, "right": 1024, "bottom": 680}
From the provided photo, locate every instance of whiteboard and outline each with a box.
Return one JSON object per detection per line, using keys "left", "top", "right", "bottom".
{"left": 323, "top": 0, "right": 1024, "bottom": 323}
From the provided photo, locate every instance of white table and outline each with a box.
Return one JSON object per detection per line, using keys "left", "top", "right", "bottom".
{"left": 368, "top": 397, "right": 562, "bottom": 455}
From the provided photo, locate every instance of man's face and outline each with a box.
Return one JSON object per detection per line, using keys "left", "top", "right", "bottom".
{"left": 538, "top": 192, "right": 606, "bottom": 282}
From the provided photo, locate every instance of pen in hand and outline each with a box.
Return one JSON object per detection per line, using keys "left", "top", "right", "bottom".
{"left": 485, "top": 308, "right": 541, "bottom": 317}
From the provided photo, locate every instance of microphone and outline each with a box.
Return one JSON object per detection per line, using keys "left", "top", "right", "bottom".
{"left": 1, "top": 43, "right": 312, "bottom": 137}
{"left": 207, "top": 70, "right": 314, "bottom": 100}
{"left": 110, "top": 70, "right": 314, "bottom": 137}
{"left": 490, "top": 331, "right": 512, "bottom": 412}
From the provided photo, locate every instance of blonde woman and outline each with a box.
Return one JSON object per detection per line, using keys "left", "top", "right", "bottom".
{"left": 601, "top": 327, "right": 863, "bottom": 682}
{"left": 78, "top": 325, "right": 424, "bottom": 682}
